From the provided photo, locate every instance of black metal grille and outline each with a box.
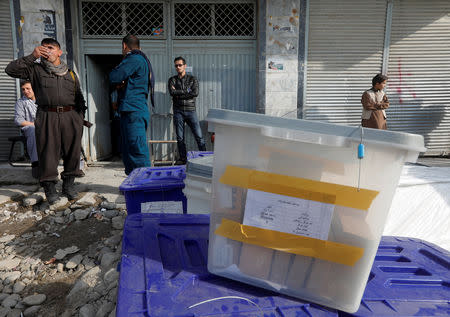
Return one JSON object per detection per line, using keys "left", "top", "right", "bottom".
{"left": 82, "top": 1, "right": 164, "bottom": 38}
{"left": 174, "top": 2, "right": 255, "bottom": 38}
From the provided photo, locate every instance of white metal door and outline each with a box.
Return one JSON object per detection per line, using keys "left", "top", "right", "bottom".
{"left": 386, "top": 0, "right": 450, "bottom": 154}
{"left": 85, "top": 55, "right": 112, "bottom": 160}
{"left": 0, "top": 0, "right": 18, "bottom": 160}
{"left": 305, "top": 0, "right": 388, "bottom": 125}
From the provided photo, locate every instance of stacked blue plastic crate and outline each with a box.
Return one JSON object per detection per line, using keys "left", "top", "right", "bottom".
{"left": 117, "top": 214, "right": 449, "bottom": 316}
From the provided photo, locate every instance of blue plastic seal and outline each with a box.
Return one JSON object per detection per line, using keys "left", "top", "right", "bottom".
{"left": 358, "top": 143, "right": 365, "bottom": 159}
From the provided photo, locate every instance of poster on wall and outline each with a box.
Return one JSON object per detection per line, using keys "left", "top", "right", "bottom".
{"left": 268, "top": 60, "right": 284, "bottom": 71}
{"left": 40, "top": 10, "right": 57, "bottom": 39}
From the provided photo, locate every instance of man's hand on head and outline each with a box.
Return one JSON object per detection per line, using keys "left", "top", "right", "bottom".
{"left": 32, "top": 46, "right": 49, "bottom": 59}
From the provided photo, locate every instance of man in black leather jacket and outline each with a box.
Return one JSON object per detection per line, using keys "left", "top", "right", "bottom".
{"left": 168, "top": 56, "right": 206, "bottom": 164}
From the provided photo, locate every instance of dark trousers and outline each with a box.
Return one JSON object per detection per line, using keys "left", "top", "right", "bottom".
{"left": 35, "top": 109, "right": 84, "bottom": 182}
{"left": 120, "top": 111, "right": 151, "bottom": 175}
{"left": 173, "top": 109, "right": 206, "bottom": 162}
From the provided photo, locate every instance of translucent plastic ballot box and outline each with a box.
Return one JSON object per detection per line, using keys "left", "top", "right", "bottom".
{"left": 205, "top": 109, "right": 426, "bottom": 313}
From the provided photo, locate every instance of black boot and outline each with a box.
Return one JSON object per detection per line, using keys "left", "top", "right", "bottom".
{"left": 31, "top": 161, "right": 39, "bottom": 179}
{"left": 62, "top": 176, "right": 78, "bottom": 200}
{"left": 41, "top": 181, "right": 59, "bottom": 204}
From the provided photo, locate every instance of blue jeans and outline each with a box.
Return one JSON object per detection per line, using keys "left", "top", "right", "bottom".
{"left": 173, "top": 109, "right": 206, "bottom": 162}
{"left": 120, "top": 111, "right": 151, "bottom": 175}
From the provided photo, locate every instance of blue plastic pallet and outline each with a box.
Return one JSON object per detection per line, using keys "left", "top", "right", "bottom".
{"left": 341, "top": 236, "right": 450, "bottom": 316}
{"left": 187, "top": 151, "right": 214, "bottom": 160}
{"left": 118, "top": 213, "right": 338, "bottom": 317}
{"left": 119, "top": 166, "right": 187, "bottom": 214}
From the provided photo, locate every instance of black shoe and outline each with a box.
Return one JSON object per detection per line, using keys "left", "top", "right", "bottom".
{"left": 31, "top": 161, "right": 39, "bottom": 179}
{"left": 62, "top": 176, "right": 78, "bottom": 200}
{"left": 175, "top": 160, "right": 187, "bottom": 165}
{"left": 41, "top": 181, "right": 59, "bottom": 204}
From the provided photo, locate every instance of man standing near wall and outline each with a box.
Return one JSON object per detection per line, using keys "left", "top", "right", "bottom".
{"left": 361, "top": 74, "right": 389, "bottom": 130}
{"left": 168, "top": 56, "right": 206, "bottom": 164}
{"left": 6, "top": 38, "right": 87, "bottom": 204}
{"left": 110, "top": 35, "right": 155, "bottom": 175}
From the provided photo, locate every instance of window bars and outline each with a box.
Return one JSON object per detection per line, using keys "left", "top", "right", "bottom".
{"left": 174, "top": 2, "right": 255, "bottom": 39}
{"left": 82, "top": 1, "right": 164, "bottom": 38}
{"left": 81, "top": 1, "right": 255, "bottom": 39}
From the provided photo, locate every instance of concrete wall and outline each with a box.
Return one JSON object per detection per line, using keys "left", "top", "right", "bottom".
{"left": 264, "top": 0, "right": 301, "bottom": 118}
{"left": 19, "top": 0, "right": 66, "bottom": 62}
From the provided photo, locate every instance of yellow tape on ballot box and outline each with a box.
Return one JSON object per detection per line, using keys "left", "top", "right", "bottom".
{"left": 215, "top": 218, "right": 364, "bottom": 266}
{"left": 219, "top": 165, "right": 378, "bottom": 211}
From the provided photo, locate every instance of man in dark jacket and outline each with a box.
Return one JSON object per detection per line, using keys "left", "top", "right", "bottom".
{"left": 168, "top": 56, "right": 206, "bottom": 164}
{"left": 6, "top": 38, "right": 86, "bottom": 204}
{"left": 110, "top": 35, "right": 155, "bottom": 175}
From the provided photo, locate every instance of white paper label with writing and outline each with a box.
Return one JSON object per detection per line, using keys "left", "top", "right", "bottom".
{"left": 141, "top": 201, "right": 183, "bottom": 214}
{"left": 243, "top": 189, "right": 334, "bottom": 240}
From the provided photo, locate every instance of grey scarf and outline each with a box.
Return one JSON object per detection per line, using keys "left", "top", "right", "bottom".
{"left": 41, "top": 58, "right": 69, "bottom": 76}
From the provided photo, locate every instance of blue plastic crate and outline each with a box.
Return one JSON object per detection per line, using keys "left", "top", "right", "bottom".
{"left": 341, "top": 236, "right": 450, "bottom": 316}
{"left": 118, "top": 213, "right": 338, "bottom": 317}
{"left": 187, "top": 151, "right": 214, "bottom": 160}
{"left": 119, "top": 166, "right": 187, "bottom": 214}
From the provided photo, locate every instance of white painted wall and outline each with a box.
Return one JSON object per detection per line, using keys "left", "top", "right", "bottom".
{"left": 20, "top": 0, "right": 66, "bottom": 62}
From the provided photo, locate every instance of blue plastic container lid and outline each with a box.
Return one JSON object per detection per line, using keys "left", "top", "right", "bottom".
{"left": 119, "top": 166, "right": 186, "bottom": 192}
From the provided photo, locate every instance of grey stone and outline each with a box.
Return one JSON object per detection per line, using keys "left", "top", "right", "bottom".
{"left": 104, "top": 235, "right": 121, "bottom": 248}
{"left": 6, "top": 309, "right": 21, "bottom": 317}
{"left": 95, "top": 301, "right": 114, "bottom": 317}
{"left": 0, "top": 236, "right": 15, "bottom": 244}
{"left": 49, "top": 196, "right": 69, "bottom": 210}
{"left": 0, "top": 307, "right": 10, "bottom": 317}
{"left": 103, "top": 268, "right": 119, "bottom": 286}
{"left": 23, "top": 305, "right": 41, "bottom": 317}
{"left": 100, "top": 201, "right": 116, "bottom": 210}
{"left": 74, "top": 209, "right": 90, "bottom": 221}
{"left": 54, "top": 246, "right": 79, "bottom": 260}
{"left": 53, "top": 216, "right": 65, "bottom": 224}
{"left": 103, "top": 210, "right": 118, "bottom": 219}
{"left": 0, "top": 259, "right": 20, "bottom": 271}
{"left": 108, "top": 308, "right": 116, "bottom": 317}
{"left": 111, "top": 217, "right": 124, "bottom": 230}
{"left": 1, "top": 286, "right": 11, "bottom": 295}
{"left": 22, "top": 294, "right": 46, "bottom": 306}
{"left": 0, "top": 272, "right": 21, "bottom": 284}
{"left": 14, "top": 302, "right": 25, "bottom": 309}
{"left": 66, "top": 266, "right": 101, "bottom": 307}
{"left": 76, "top": 192, "right": 97, "bottom": 206}
{"left": 12, "top": 282, "right": 25, "bottom": 294}
{"left": 22, "top": 192, "right": 45, "bottom": 207}
{"left": 79, "top": 304, "right": 95, "bottom": 317}
{"left": 100, "top": 253, "right": 119, "bottom": 269}
{"left": 1, "top": 294, "right": 20, "bottom": 308}
{"left": 57, "top": 263, "right": 64, "bottom": 273}
{"left": 65, "top": 254, "right": 83, "bottom": 270}
{"left": 0, "top": 293, "right": 9, "bottom": 303}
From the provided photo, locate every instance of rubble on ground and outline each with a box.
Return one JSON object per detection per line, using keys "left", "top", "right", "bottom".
{"left": 0, "top": 185, "right": 125, "bottom": 317}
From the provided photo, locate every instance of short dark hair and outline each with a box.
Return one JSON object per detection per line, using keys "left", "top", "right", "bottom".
{"left": 20, "top": 80, "right": 31, "bottom": 87}
{"left": 41, "top": 38, "right": 61, "bottom": 48}
{"left": 372, "top": 74, "right": 388, "bottom": 87}
{"left": 122, "top": 34, "right": 140, "bottom": 49}
{"left": 174, "top": 56, "right": 186, "bottom": 65}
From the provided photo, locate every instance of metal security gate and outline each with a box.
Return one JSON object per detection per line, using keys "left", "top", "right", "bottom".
{"left": 0, "top": 0, "right": 18, "bottom": 161}
{"left": 79, "top": 0, "right": 257, "bottom": 161}
{"left": 386, "top": 0, "right": 450, "bottom": 154}
{"left": 305, "top": 0, "right": 388, "bottom": 125}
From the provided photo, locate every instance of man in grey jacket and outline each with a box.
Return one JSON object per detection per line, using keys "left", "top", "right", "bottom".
{"left": 168, "top": 56, "right": 206, "bottom": 164}
{"left": 14, "top": 80, "right": 38, "bottom": 178}
{"left": 6, "top": 38, "right": 86, "bottom": 204}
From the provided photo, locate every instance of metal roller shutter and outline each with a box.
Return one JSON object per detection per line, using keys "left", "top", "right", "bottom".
{"left": 0, "top": 0, "right": 18, "bottom": 161}
{"left": 386, "top": 0, "right": 450, "bottom": 154}
{"left": 305, "top": 0, "right": 388, "bottom": 125}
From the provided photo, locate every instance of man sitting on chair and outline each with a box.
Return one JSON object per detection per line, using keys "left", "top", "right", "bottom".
{"left": 14, "top": 80, "right": 39, "bottom": 178}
